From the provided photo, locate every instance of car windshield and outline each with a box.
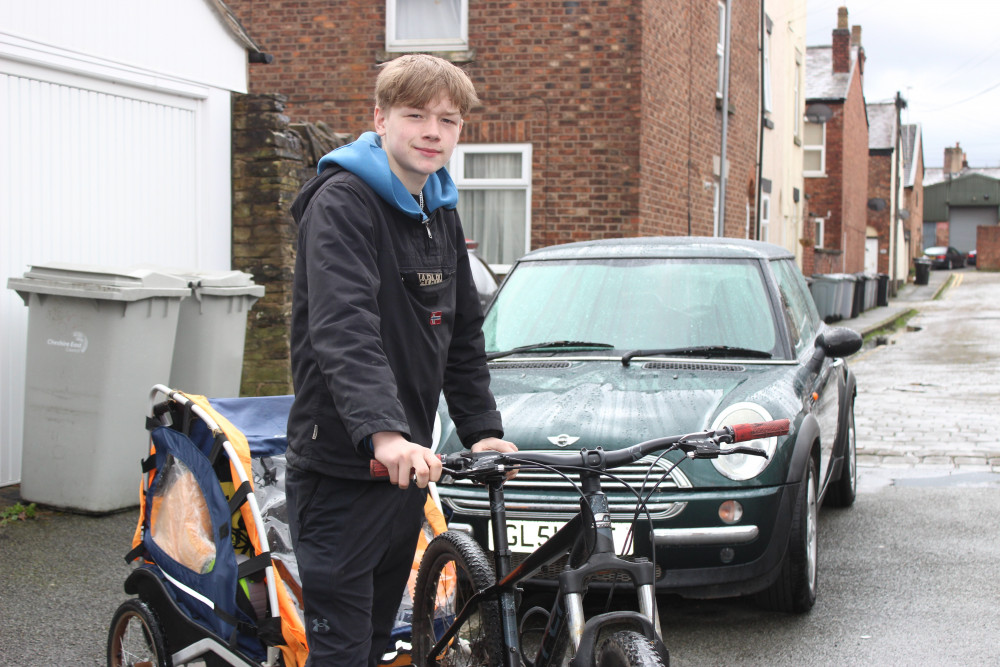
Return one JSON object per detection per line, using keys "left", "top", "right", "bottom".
{"left": 483, "top": 257, "right": 779, "bottom": 356}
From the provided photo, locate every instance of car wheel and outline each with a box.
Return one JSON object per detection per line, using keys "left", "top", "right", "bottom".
{"left": 756, "top": 457, "right": 818, "bottom": 614}
{"left": 826, "top": 400, "right": 857, "bottom": 508}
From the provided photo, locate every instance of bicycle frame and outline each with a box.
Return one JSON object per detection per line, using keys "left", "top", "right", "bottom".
{"left": 425, "top": 468, "right": 664, "bottom": 667}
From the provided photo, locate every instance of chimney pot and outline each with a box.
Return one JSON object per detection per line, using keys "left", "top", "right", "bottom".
{"left": 837, "top": 6, "right": 848, "bottom": 29}
{"left": 851, "top": 25, "right": 862, "bottom": 46}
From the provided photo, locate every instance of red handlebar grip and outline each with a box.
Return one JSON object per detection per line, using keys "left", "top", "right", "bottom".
{"left": 731, "top": 419, "right": 790, "bottom": 442}
{"left": 369, "top": 454, "right": 443, "bottom": 479}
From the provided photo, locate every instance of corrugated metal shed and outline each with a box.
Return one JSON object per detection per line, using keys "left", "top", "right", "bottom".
{"left": 923, "top": 173, "right": 1000, "bottom": 222}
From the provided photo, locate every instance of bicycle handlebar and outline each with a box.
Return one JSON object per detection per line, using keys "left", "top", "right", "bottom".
{"left": 368, "top": 419, "right": 789, "bottom": 480}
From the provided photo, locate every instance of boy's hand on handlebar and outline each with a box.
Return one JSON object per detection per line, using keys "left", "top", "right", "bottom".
{"left": 471, "top": 437, "right": 518, "bottom": 479}
{"left": 371, "top": 432, "right": 442, "bottom": 489}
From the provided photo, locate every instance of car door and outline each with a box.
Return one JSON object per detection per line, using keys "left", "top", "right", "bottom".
{"left": 772, "top": 260, "right": 841, "bottom": 486}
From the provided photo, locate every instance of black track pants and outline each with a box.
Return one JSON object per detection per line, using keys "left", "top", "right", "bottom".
{"left": 286, "top": 467, "right": 427, "bottom": 666}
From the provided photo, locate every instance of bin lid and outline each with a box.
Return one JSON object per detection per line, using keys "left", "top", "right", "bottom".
{"left": 7, "top": 262, "right": 191, "bottom": 302}
{"left": 133, "top": 265, "right": 265, "bottom": 297}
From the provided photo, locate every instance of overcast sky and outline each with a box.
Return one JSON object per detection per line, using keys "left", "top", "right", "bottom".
{"left": 804, "top": 0, "right": 1000, "bottom": 169}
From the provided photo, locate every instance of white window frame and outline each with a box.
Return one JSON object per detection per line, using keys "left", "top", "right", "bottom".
{"left": 814, "top": 217, "right": 825, "bottom": 249}
{"left": 385, "top": 0, "right": 469, "bottom": 53}
{"left": 762, "top": 18, "right": 772, "bottom": 113}
{"left": 760, "top": 193, "right": 770, "bottom": 242}
{"left": 803, "top": 121, "right": 826, "bottom": 177}
{"left": 793, "top": 53, "right": 802, "bottom": 140}
{"left": 716, "top": 1, "right": 726, "bottom": 98}
{"left": 450, "top": 143, "right": 532, "bottom": 271}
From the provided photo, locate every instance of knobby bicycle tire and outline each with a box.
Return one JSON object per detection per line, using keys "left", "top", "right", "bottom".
{"left": 411, "top": 530, "right": 505, "bottom": 666}
{"left": 597, "top": 630, "right": 668, "bottom": 667}
{"left": 107, "top": 598, "right": 169, "bottom": 667}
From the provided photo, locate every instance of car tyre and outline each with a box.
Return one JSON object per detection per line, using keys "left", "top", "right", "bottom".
{"left": 756, "top": 457, "right": 818, "bottom": 614}
{"left": 826, "top": 400, "right": 857, "bottom": 508}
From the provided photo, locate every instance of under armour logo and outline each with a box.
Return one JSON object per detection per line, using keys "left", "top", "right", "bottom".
{"left": 311, "top": 617, "right": 330, "bottom": 633}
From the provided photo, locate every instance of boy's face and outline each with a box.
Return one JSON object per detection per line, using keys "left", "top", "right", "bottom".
{"left": 374, "top": 94, "right": 463, "bottom": 193}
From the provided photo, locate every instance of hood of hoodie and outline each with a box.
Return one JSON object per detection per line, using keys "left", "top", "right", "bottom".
{"left": 314, "top": 131, "right": 458, "bottom": 221}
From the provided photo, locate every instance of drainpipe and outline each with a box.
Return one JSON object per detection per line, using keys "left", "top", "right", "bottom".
{"left": 718, "top": 0, "right": 733, "bottom": 237}
{"left": 755, "top": 3, "right": 766, "bottom": 240}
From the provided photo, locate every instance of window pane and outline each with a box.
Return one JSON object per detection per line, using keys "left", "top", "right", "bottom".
{"left": 457, "top": 189, "right": 526, "bottom": 265}
{"left": 395, "top": 0, "right": 461, "bottom": 40}
{"left": 803, "top": 121, "right": 823, "bottom": 146}
{"left": 464, "top": 152, "right": 522, "bottom": 179}
{"left": 804, "top": 149, "right": 822, "bottom": 173}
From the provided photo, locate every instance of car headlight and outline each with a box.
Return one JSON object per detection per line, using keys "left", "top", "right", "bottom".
{"left": 710, "top": 402, "right": 778, "bottom": 480}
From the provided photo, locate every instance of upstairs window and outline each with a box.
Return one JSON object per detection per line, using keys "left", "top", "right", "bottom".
{"left": 803, "top": 121, "right": 825, "bottom": 176}
{"left": 386, "top": 0, "right": 468, "bottom": 53}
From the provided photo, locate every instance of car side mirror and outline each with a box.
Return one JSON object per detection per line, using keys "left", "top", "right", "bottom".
{"left": 816, "top": 327, "right": 863, "bottom": 358}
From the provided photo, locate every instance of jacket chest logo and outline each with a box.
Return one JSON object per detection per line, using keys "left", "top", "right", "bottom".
{"left": 429, "top": 311, "right": 442, "bottom": 326}
{"left": 418, "top": 272, "right": 443, "bottom": 286}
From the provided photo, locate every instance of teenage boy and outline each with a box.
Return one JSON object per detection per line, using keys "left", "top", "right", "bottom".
{"left": 285, "top": 53, "right": 516, "bottom": 666}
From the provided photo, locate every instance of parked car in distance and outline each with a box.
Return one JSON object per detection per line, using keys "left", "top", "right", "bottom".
{"left": 968, "top": 248, "right": 977, "bottom": 266}
{"left": 466, "top": 239, "right": 500, "bottom": 312}
{"left": 432, "top": 237, "right": 863, "bottom": 614}
{"left": 923, "top": 246, "right": 965, "bottom": 269}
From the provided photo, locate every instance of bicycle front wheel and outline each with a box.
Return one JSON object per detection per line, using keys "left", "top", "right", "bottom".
{"left": 597, "top": 630, "right": 668, "bottom": 667}
{"left": 411, "top": 530, "right": 504, "bottom": 666}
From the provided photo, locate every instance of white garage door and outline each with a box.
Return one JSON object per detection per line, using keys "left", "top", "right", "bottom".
{"left": 1, "top": 66, "right": 205, "bottom": 487}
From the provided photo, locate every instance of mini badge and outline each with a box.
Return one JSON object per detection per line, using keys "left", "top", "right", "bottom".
{"left": 429, "top": 311, "right": 442, "bottom": 326}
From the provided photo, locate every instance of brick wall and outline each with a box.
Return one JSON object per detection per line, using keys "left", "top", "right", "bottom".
{"left": 225, "top": 0, "right": 761, "bottom": 250}
{"left": 904, "top": 143, "right": 925, "bottom": 263}
{"left": 804, "top": 49, "right": 868, "bottom": 273}
{"left": 840, "top": 62, "right": 869, "bottom": 272}
{"left": 867, "top": 151, "right": 892, "bottom": 273}
{"left": 231, "top": 93, "right": 304, "bottom": 397}
{"left": 977, "top": 225, "right": 1000, "bottom": 270}
{"left": 638, "top": 0, "right": 759, "bottom": 238}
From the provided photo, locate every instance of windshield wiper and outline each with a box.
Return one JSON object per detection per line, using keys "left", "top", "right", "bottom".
{"left": 486, "top": 341, "right": 614, "bottom": 362}
{"left": 621, "top": 345, "right": 772, "bottom": 366}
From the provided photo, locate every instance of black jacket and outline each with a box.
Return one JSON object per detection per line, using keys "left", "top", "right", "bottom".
{"left": 287, "top": 166, "right": 502, "bottom": 479}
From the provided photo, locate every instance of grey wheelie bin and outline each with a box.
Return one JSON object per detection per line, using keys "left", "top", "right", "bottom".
{"left": 7, "top": 263, "right": 190, "bottom": 513}
{"left": 168, "top": 270, "right": 265, "bottom": 398}
{"left": 809, "top": 274, "right": 842, "bottom": 322}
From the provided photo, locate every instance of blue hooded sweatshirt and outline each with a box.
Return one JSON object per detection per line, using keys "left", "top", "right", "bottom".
{"left": 316, "top": 131, "right": 458, "bottom": 222}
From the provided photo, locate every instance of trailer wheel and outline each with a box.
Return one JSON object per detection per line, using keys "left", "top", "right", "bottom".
{"left": 107, "top": 598, "right": 169, "bottom": 667}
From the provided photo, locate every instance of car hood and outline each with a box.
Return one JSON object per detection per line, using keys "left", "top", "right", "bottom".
{"left": 478, "top": 357, "right": 798, "bottom": 452}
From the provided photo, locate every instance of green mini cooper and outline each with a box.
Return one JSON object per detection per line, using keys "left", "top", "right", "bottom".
{"left": 434, "top": 237, "right": 862, "bottom": 613}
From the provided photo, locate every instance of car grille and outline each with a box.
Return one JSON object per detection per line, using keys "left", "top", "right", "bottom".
{"left": 491, "top": 551, "right": 663, "bottom": 583}
{"left": 439, "top": 454, "right": 690, "bottom": 520}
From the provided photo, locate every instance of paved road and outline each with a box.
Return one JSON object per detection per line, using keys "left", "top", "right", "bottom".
{"left": 851, "top": 269, "right": 1000, "bottom": 475}
{"left": 2, "top": 267, "right": 998, "bottom": 666}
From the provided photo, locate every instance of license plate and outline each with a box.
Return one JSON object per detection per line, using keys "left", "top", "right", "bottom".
{"left": 488, "top": 520, "right": 634, "bottom": 555}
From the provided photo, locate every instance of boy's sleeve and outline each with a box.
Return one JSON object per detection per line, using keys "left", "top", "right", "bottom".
{"left": 442, "top": 232, "right": 504, "bottom": 445}
{"left": 301, "top": 182, "right": 411, "bottom": 445}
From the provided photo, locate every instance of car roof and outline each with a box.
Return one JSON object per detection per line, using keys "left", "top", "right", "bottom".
{"left": 517, "top": 236, "right": 795, "bottom": 262}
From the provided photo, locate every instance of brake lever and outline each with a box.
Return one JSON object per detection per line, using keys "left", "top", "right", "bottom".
{"left": 721, "top": 444, "right": 769, "bottom": 458}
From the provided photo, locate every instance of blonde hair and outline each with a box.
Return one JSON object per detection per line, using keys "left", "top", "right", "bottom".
{"left": 375, "top": 54, "right": 480, "bottom": 117}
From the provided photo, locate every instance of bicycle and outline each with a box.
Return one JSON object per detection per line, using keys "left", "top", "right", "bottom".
{"left": 379, "top": 418, "right": 789, "bottom": 667}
